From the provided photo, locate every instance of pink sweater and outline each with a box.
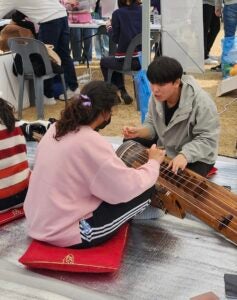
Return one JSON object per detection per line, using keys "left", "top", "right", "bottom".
{"left": 24, "top": 125, "right": 160, "bottom": 247}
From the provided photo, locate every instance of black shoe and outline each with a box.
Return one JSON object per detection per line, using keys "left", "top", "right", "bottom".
{"left": 120, "top": 89, "right": 133, "bottom": 105}
{"left": 211, "top": 64, "right": 222, "bottom": 72}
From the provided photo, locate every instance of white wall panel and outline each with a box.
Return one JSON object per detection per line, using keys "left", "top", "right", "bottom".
{"left": 161, "top": 0, "right": 204, "bottom": 73}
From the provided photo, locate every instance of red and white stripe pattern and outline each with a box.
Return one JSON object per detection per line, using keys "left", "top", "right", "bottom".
{"left": 114, "top": 51, "right": 140, "bottom": 59}
{"left": 0, "top": 123, "right": 30, "bottom": 206}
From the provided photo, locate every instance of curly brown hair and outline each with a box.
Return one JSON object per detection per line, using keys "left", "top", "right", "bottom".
{"left": 54, "top": 81, "right": 119, "bottom": 140}
{"left": 0, "top": 98, "right": 16, "bottom": 132}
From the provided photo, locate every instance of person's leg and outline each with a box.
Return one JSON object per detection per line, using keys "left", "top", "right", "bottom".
{"left": 207, "top": 7, "right": 220, "bottom": 55}
{"left": 39, "top": 17, "right": 78, "bottom": 93}
{"left": 203, "top": 4, "right": 213, "bottom": 59}
{"left": 187, "top": 161, "right": 214, "bottom": 177}
{"left": 100, "top": 56, "right": 138, "bottom": 104}
{"left": 70, "top": 28, "right": 82, "bottom": 63}
{"left": 223, "top": 4, "right": 237, "bottom": 37}
{"left": 38, "top": 19, "right": 60, "bottom": 98}
{"left": 55, "top": 17, "right": 78, "bottom": 92}
{"left": 100, "top": 56, "right": 124, "bottom": 83}
{"left": 69, "top": 186, "right": 155, "bottom": 249}
{"left": 100, "top": 57, "right": 131, "bottom": 103}
{"left": 82, "top": 28, "right": 93, "bottom": 62}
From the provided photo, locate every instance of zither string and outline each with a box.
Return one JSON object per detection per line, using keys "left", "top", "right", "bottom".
{"left": 121, "top": 148, "right": 236, "bottom": 209}
{"left": 119, "top": 147, "right": 237, "bottom": 232}
{"left": 121, "top": 146, "right": 237, "bottom": 212}
{"left": 122, "top": 147, "right": 237, "bottom": 220}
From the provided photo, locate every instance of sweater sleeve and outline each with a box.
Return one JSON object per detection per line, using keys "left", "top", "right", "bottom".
{"left": 89, "top": 153, "right": 160, "bottom": 204}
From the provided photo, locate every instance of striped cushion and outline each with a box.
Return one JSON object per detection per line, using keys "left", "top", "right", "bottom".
{"left": 0, "top": 124, "right": 30, "bottom": 211}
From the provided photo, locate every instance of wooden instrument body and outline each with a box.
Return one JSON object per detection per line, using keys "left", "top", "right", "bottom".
{"left": 116, "top": 141, "right": 237, "bottom": 245}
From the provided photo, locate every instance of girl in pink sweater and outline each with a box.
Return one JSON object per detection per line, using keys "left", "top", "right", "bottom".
{"left": 24, "top": 81, "right": 165, "bottom": 248}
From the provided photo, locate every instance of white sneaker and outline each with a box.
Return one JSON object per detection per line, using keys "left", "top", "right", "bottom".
{"left": 58, "top": 87, "right": 80, "bottom": 100}
{"left": 209, "top": 55, "right": 220, "bottom": 61}
{"left": 44, "top": 96, "right": 56, "bottom": 105}
{"left": 204, "top": 58, "right": 219, "bottom": 65}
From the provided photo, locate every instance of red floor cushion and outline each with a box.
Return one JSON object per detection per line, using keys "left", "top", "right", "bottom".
{"left": 0, "top": 207, "right": 25, "bottom": 225}
{"left": 206, "top": 166, "right": 218, "bottom": 178}
{"left": 19, "top": 223, "right": 129, "bottom": 273}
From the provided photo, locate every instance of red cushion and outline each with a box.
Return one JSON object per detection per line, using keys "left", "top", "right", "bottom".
{"left": 0, "top": 207, "right": 25, "bottom": 225}
{"left": 206, "top": 166, "right": 218, "bottom": 178}
{"left": 19, "top": 223, "right": 129, "bottom": 273}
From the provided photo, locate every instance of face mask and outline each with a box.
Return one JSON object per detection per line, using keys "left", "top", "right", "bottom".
{"left": 95, "top": 116, "right": 111, "bottom": 131}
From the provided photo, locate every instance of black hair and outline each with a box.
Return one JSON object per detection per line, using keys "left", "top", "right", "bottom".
{"left": 0, "top": 98, "right": 16, "bottom": 132}
{"left": 147, "top": 56, "right": 183, "bottom": 84}
{"left": 11, "top": 10, "right": 36, "bottom": 37}
{"left": 118, "top": 0, "right": 137, "bottom": 8}
{"left": 55, "top": 81, "right": 119, "bottom": 140}
{"left": 11, "top": 11, "right": 26, "bottom": 23}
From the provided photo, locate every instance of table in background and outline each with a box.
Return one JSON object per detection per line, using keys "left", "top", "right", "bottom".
{"left": 69, "top": 21, "right": 161, "bottom": 58}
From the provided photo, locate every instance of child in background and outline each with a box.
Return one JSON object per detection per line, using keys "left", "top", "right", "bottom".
{"left": 100, "top": 0, "right": 142, "bottom": 104}
{"left": 0, "top": 97, "right": 30, "bottom": 213}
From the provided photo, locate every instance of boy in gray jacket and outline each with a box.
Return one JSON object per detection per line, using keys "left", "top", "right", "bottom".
{"left": 123, "top": 56, "right": 220, "bottom": 177}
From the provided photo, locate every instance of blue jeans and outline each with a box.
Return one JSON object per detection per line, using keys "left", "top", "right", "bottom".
{"left": 38, "top": 16, "right": 78, "bottom": 96}
{"left": 223, "top": 4, "right": 237, "bottom": 37}
{"left": 70, "top": 28, "right": 93, "bottom": 62}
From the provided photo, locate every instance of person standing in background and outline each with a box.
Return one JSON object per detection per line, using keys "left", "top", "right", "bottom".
{"left": 215, "top": 0, "right": 237, "bottom": 37}
{"left": 211, "top": 0, "right": 237, "bottom": 71}
{"left": 70, "top": 27, "right": 93, "bottom": 65}
{"left": 62, "top": 0, "right": 94, "bottom": 65}
{"left": 100, "top": 0, "right": 142, "bottom": 105}
{"left": 0, "top": 0, "right": 79, "bottom": 102}
{"left": 203, "top": 0, "right": 220, "bottom": 65}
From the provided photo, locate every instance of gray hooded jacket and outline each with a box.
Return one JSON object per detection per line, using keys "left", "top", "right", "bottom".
{"left": 143, "top": 75, "right": 220, "bottom": 164}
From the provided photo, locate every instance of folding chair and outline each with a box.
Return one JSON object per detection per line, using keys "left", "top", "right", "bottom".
{"left": 8, "top": 37, "right": 67, "bottom": 119}
{"left": 107, "top": 33, "right": 142, "bottom": 109}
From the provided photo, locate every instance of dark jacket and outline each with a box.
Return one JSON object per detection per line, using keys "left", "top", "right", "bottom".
{"left": 109, "top": 3, "right": 142, "bottom": 54}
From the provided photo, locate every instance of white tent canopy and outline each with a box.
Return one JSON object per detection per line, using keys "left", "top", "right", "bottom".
{"left": 142, "top": 0, "right": 204, "bottom": 73}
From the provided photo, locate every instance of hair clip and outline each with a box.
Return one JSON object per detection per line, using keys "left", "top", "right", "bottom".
{"left": 80, "top": 94, "right": 92, "bottom": 107}
{"left": 82, "top": 101, "right": 91, "bottom": 107}
{"left": 80, "top": 94, "right": 90, "bottom": 100}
